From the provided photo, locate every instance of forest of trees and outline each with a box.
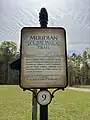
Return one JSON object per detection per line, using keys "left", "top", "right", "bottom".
{"left": 0, "top": 41, "right": 19, "bottom": 84}
{"left": 68, "top": 48, "right": 90, "bottom": 86}
{"left": 0, "top": 41, "right": 90, "bottom": 86}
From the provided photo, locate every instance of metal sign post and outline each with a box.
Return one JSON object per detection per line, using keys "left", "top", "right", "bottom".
{"left": 19, "top": 7, "right": 68, "bottom": 120}
{"left": 32, "top": 89, "right": 37, "bottom": 120}
{"left": 39, "top": 8, "right": 48, "bottom": 120}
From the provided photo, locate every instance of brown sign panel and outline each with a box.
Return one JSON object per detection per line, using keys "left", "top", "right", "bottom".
{"left": 20, "top": 27, "right": 68, "bottom": 89}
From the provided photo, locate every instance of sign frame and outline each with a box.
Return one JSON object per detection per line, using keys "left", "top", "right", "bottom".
{"left": 19, "top": 27, "right": 68, "bottom": 89}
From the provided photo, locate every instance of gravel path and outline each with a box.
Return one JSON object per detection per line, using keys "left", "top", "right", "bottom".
{"left": 67, "top": 87, "right": 90, "bottom": 92}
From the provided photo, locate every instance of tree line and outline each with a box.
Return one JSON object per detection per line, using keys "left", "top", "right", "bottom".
{"left": 0, "top": 41, "right": 90, "bottom": 86}
{"left": 0, "top": 41, "right": 19, "bottom": 84}
{"left": 68, "top": 48, "right": 90, "bottom": 86}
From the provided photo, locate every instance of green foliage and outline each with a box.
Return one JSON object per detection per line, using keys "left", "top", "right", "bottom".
{"left": 68, "top": 48, "right": 90, "bottom": 86}
{"left": 0, "top": 41, "right": 19, "bottom": 84}
{"left": 0, "top": 41, "right": 18, "bottom": 59}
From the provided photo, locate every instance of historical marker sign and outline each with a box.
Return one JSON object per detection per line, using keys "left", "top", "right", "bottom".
{"left": 20, "top": 27, "right": 68, "bottom": 89}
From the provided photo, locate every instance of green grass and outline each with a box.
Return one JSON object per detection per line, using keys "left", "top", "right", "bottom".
{"left": 0, "top": 85, "right": 90, "bottom": 120}
{"left": 73, "top": 85, "right": 90, "bottom": 89}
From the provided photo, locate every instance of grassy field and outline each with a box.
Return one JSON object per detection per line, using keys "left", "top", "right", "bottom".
{"left": 0, "top": 85, "right": 90, "bottom": 120}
